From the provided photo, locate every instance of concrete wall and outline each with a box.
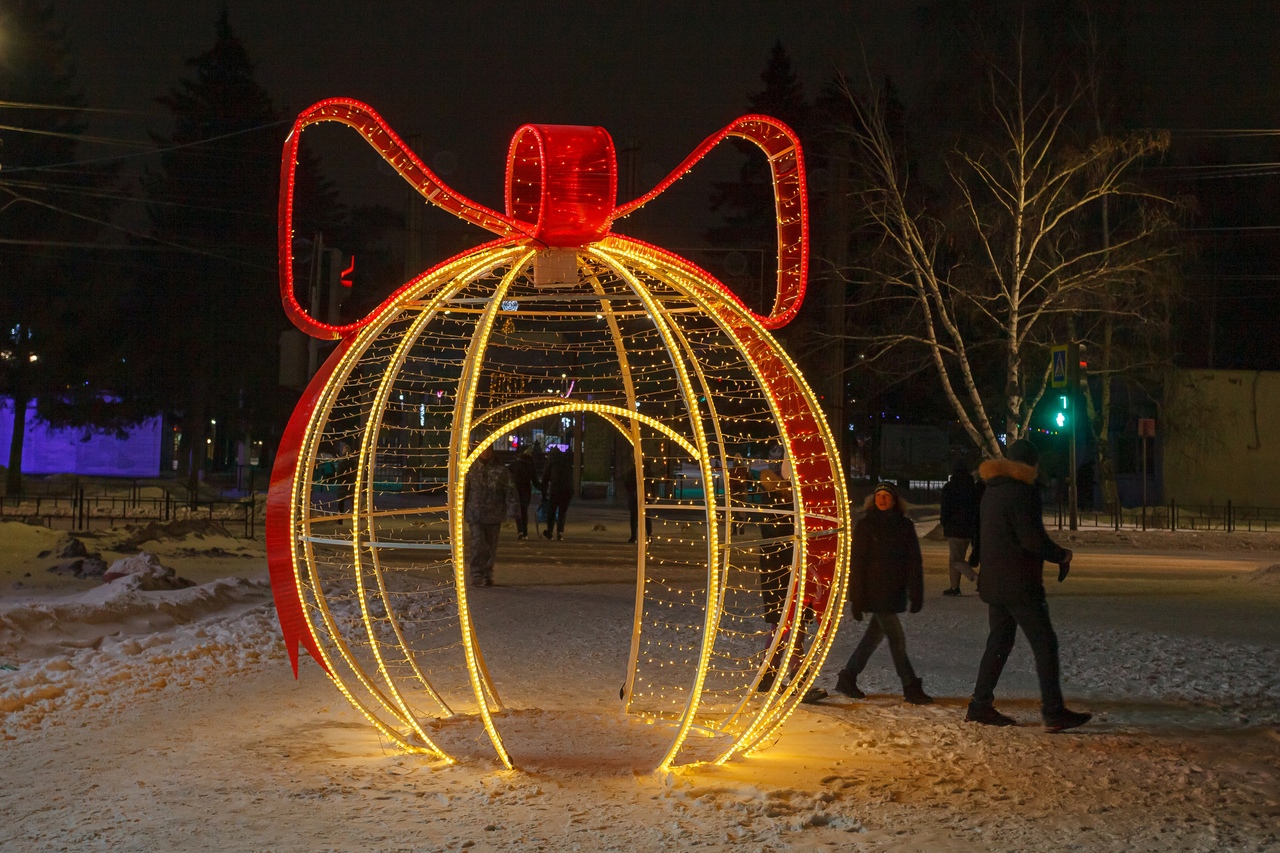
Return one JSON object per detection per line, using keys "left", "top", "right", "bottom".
{"left": 1162, "top": 370, "right": 1280, "bottom": 507}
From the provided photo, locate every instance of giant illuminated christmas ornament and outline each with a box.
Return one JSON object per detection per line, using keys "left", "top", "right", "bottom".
{"left": 267, "top": 98, "right": 850, "bottom": 771}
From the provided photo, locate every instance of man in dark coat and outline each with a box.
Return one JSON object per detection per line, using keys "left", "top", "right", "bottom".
{"left": 540, "top": 447, "right": 573, "bottom": 540}
{"left": 966, "top": 438, "right": 1092, "bottom": 731}
{"left": 940, "top": 460, "right": 981, "bottom": 595}
{"left": 835, "top": 482, "right": 932, "bottom": 705}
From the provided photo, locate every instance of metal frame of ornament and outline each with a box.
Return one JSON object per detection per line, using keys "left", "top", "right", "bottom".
{"left": 266, "top": 98, "right": 849, "bottom": 771}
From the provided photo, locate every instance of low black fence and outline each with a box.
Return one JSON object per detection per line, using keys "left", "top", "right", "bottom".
{"left": 0, "top": 484, "right": 260, "bottom": 539}
{"left": 1054, "top": 498, "right": 1280, "bottom": 533}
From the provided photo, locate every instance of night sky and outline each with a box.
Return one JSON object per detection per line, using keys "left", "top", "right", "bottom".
{"left": 60, "top": 1, "right": 1280, "bottom": 202}
{"left": 52, "top": 1, "right": 1280, "bottom": 368}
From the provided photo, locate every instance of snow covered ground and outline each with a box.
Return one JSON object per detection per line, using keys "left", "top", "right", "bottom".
{"left": 1, "top": 508, "right": 1278, "bottom": 852}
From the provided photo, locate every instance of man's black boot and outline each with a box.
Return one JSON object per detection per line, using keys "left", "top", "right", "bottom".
{"left": 965, "top": 701, "right": 1016, "bottom": 726}
{"left": 1043, "top": 708, "right": 1092, "bottom": 732}
{"left": 834, "top": 669, "right": 864, "bottom": 698}
{"left": 903, "top": 677, "right": 933, "bottom": 705}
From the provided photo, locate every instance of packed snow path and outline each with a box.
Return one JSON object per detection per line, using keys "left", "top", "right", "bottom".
{"left": 1, "top": 510, "right": 1277, "bottom": 852}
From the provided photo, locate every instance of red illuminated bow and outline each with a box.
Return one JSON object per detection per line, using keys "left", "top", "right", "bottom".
{"left": 278, "top": 98, "right": 809, "bottom": 339}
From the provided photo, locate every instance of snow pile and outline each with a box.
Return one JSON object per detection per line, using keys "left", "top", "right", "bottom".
{"left": 111, "top": 518, "right": 234, "bottom": 551}
{"left": 100, "top": 550, "right": 194, "bottom": 590}
{"left": 0, "top": 577, "right": 280, "bottom": 737}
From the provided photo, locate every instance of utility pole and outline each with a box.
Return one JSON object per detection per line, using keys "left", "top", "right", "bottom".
{"left": 306, "top": 233, "right": 324, "bottom": 378}
{"left": 1067, "top": 342, "right": 1080, "bottom": 531}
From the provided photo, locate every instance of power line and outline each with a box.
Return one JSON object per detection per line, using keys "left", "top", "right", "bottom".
{"left": 0, "top": 99, "right": 160, "bottom": 115}
{"left": 0, "top": 118, "right": 290, "bottom": 176}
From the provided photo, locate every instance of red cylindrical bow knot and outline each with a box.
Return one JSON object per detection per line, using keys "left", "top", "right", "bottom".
{"left": 506, "top": 124, "right": 616, "bottom": 247}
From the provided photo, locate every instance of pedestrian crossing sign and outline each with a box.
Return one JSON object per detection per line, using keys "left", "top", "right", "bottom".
{"left": 1050, "top": 345, "right": 1069, "bottom": 389}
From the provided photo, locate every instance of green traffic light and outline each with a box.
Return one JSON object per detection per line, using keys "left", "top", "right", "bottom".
{"left": 1056, "top": 412, "right": 1066, "bottom": 428}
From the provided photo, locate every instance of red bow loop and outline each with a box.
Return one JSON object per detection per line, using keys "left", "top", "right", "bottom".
{"left": 279, "top": 100, "right": 808, "bottom": 339}
{"left": 610, "top": 115, "right": 810, "bottom": 330}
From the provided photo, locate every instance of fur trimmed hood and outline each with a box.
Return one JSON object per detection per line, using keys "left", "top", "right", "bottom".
{"left": 978, "top": 457, "right": 1038, "bottom": 485}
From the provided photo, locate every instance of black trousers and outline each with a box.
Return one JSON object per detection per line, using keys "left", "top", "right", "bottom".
{"left": 544, "top": 492, "right": 571, "bottom": 535}
{"left": 972, "top": 591, "right": 1065, "bottom": 716}
{"left": 843, "top": 612, "right": 917, "bottom": 684}
{"left": 514, "top": 488, "right": 531, "bottom": 536}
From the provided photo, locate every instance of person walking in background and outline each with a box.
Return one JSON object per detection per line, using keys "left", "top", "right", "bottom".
{"left": 940, "top": 460, "right": 982, "bottom": 596}
{"left": 621, "top": 457, "right": 652, "bottom": 544}
{"left": 757, "top": 468, "right": 796, "bottom": 665}
{"left": 965, "top": 438, "right": 1092, "bottom": 732}
{"left": 464, "top": 444, "right": 517, "bottom": 587}
{"left": 835, "top": 482, "right": 932, "bottom": 705}
{"left": 508, "top": 449, "right": 536, "bottom": 540}
{"left": 540, "top": 447, "right": 573, "bottom": 540}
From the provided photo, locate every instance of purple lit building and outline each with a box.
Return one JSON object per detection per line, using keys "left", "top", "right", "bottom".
{"left": 0, "top": 398, "right": 162, "bottom": 478}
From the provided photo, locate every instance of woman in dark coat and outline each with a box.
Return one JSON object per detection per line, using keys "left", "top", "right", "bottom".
{"left": 835, "top": 482, "right": 932, "bottom": 704}
{"left": 507, "top": 450, "right": 536, "bottom": 540}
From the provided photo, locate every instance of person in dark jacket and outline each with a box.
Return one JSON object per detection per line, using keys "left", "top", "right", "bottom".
{"left": 965, "top": 438, "right": 1092, "bottom": 731}
{"left": 540, "top": 447, "right": 573, "bottom": 540}
{"left": 508, "top": 450, "right": 536, "bottom": 540}
{"left": 464, "top": 445, "right": 517, "bottom": 587}
{"left": 940, "top": 460, "right": 982, "bottom": 596}
{"left": 756, "top": 468, "right": 795, "bottom": 629}
{"left": 620, "top": 456, "right": 654, "bottom": 544}
{"left": 834, "top": 482, "right": 932, "bottom": 705}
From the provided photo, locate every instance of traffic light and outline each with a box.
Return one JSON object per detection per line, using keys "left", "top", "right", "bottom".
{"left": 1055, "top": 395, "right": 1069, "bottom": 430}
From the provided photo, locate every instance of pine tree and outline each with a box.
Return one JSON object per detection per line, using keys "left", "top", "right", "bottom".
{"left": 707, "top": 41, "right": 812, "bottom": 261}
{"left": 135, "top": 8, "right": 289, "bottom": 491}
{"left": 0, "top": 0, "right": 118, "bottom": 495}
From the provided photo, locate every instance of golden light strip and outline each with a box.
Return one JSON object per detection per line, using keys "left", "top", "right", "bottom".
{"left": 659, "top": 298, "right": 745, "bottom": 730}
{"left": 590, "top": 247, "right": 724, "bottom": 772}
{"left": 291, "top": 333, "right": 431, "bottom": 753}
{"left": 349, "top": 254, "right": 520, "bottom": 726}
{"left": 582, "top": 266, "right": 649, "bottom": 714}
{"left": 446, "top": 249, "right": 537, "bottom": 770}
{"left": 290, "top": 252, "right": 507, "bottom": 759}
{"left": 608, "top": 238, "right": 850, "bottom": 765}
{"left": 465, "top": 403, "right": 698, "bottom": 466}
{"left": 619, "top": 245, "right": 804, "bottom": 754}
{"left": 673, "top": 306, "right": 816, "bottom": 757}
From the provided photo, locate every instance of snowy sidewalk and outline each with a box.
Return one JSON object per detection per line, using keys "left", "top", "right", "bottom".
{"left": 1, "top": 506, "right": 1278, "bottom": 851}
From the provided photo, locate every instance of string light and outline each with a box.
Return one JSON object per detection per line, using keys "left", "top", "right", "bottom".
{"left": 267, "top": 100, "right": 849, "bottom": 772}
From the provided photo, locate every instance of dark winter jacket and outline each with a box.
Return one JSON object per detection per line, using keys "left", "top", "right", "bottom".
{"left": 940, "top": 472, "right": 982, "bottom": 539}
{"left": 508, "top": 453, "right": 536, "bottom": 502}
{"left": 848, "top": 506, "right": 924, "bottom": 615}
{"left": 464, "top": 457, "right": 517, "bottom": 525}
{"left": 541, "top": 449, "right": 573, "bottom": 498}
{"left": 972, "top": 458, "right": 1070, "bottom": 604}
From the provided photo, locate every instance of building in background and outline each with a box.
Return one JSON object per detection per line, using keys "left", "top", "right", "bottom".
{"left": 0, "top": 398, "right": 162, "bottom": 478}
{"left": 1163, "top": 370, "right": 1280, "bottom": 508}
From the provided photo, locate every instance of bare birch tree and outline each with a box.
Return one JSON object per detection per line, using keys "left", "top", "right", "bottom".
{"left": 838, "top": 31, "right": 1176, "bottom": 461}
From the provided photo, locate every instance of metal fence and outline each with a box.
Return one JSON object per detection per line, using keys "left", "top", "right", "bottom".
{"left": 1054, "top": 499, "right": 1280, "bottom": 533}
{"left": 0, "top": 482, "right": 260, "bottom": 539}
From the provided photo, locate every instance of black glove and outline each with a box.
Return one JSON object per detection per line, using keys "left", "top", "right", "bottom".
{"left": 909, "top": 601, "right": 922, "bottom": 614}
{"left": 1058, "top": 561, "right": 1071, "bottom": 583}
